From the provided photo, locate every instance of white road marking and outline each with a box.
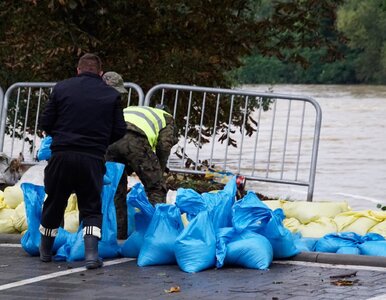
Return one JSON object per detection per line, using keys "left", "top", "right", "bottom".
{"left": 274, "top": 260, "right": 386, "bottom": 272}
{"left": 0, "top": 257, "right": 135, "bottom": 291}
{"left": 0, "top": 244, "right": 21, "bottom": 248}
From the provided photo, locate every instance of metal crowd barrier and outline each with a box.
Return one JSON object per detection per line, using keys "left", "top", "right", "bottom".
{"left": 0, "top": 82, "right": 322, "bottom": 201}
{"left": 0, "top": 86, "right": 3, "bottom": 114}
{"left": 0, "top": 82, "right": 144, "bottom": 161}
{"left": 145, "top": 84, "right": 322, "bottom": 201}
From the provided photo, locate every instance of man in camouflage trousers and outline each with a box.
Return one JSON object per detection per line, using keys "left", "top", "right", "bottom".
{"left": 103, "top": 72, "right": 178, "bottom": 239}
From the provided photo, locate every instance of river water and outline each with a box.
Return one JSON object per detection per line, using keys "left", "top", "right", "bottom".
{"left": 242, "top": 84, "right": 386, "bottom": 211}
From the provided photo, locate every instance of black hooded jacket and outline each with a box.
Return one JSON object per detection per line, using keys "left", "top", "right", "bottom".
{"left": 40, "top": 72, "right": 127, "bottom": 158}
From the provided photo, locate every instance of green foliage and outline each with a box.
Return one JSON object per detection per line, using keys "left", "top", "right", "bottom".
{"left": 337, "top": 0, "right": 386, "bottom": 83}
{"left": 0, "top": 0, "right": 345, "bottom": 148}
{"left": 0, "top": 0, "right": 344, "bottom": 89}
{"left": 233, "top": 0, "right": 386, "bottom": 84}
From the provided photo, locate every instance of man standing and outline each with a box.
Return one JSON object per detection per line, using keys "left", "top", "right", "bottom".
{"left": 103, "top": 73, "right": 178, "bottom": 239}
{"left": 39, "top": 53, "right": 126, "bottom": 269}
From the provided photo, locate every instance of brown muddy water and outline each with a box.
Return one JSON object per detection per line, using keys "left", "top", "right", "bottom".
{"left": 243, "top": 84, "right": 386, "bottom": 211}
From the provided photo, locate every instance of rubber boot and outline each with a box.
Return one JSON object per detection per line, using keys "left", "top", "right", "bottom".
{"left": 39, "top": 235, "right": 55, "bottom": 262}
{"left": 84, "top": 235, "right": 103, "bottom": 270}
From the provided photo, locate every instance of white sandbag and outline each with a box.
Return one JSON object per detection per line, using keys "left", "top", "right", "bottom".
{"left": 64, "top": 210, "right": 79, "bottom": 233}
{"left": 3, "top": 185, "right": 23, "bottom": 209}
{"left": 263, "top": 200, "right": 285, "bottom": 211}
{"left": 283, "top": 217, "right": 301, "bottom": 233}
{"left": 17, "top": 162, "right": 47, "bottom": 186}
{"left": 334, "top": 210, "right": 385, "bottom": 236}
{"left": 0, "top": 208, "right": 17, "bottom": 233}
{"left": 12, "top": 202, "right": 27, "bottom": 232}
{"left": 283, "top": 201, "right": 350, "bottom": 224}
{"left": 65, "top": 194, "right": 78, "bottom": 212}
{"left": 368, "top": 220, "right": 386, "bottom": 238}
{"left": 298, "top": 217, "right": 338, "bottom": 238}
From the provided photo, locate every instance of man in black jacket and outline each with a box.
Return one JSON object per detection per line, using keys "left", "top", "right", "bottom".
{"left": 39, "top": 53, "right": 126, "bottom": 269}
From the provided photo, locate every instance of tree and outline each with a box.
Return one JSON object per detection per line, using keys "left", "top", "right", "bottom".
{"left": 337, "top": 0, "right": 386, "bottom": 83}
{"left": 0, "top": 0, "right": 344, "bottom": 89}
{"left": 0, "top": 0, "right": 344, "bottom": 149}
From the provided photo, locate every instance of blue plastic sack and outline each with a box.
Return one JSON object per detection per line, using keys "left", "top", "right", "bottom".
{"left": 293, "top": 235, "right": 319, "bottom": 252}
{"left": 216, "top": 227, "right": 272, "bottom": 269}
{"left": 20, "top": 183, "right": 47, "bottom": 256}
{"left": 232, "top": 191, "right": 272, "bottom": 232}
{"left": 232, "top": 192, "right": 299, "bottom": 259}
{"left": 37, "top": 136, "right": 52, "bottom": 161}
{"left": 55, "top": 162, "right": 125, "bottom": 261}
{"left": 336, "top": 246, "right": 360, "bottom": 255}
{"left": 175, "top": 210, "right": 216, "bottom": 273}
{"left": 359, "top": 240, "right": 386, "bottom": 256}
{"left": 20, "top": 183, "right": 70, "bottom": 257}
{"left": 120, "top": 183, "right": 155, "bottom": 258}
{"left": 137, "top": 204, "right": 184, "bottom": 266}
{"left": 175, "top": 177, "right": 237, "bottom": 229}
{"left": 258, "top": 208, "right": 299, "bottom": 259}
{"left": 314, "top": 232, "right": 363, "bottom": 253}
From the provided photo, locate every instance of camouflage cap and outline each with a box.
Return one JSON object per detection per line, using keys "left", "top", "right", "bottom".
{"left": 102, "top": 71, "right": 128, "bottom": 94}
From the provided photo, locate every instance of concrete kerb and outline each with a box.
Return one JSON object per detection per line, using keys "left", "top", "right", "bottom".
{"left": 290, "top": 251, "right": 386, "bottom": 268}
{"left": 0, "top": 233, "right": 21, "bottom": 244}
{"left": 1, "top": 233, "right": 386, "bottom": 269}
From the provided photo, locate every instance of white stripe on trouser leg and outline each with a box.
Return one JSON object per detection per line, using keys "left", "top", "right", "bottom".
{"left": 82, "top": 226, "right": 101, "bottom": 238}
{"left": 39, "top": 225, "right": 58, "bottom": 237}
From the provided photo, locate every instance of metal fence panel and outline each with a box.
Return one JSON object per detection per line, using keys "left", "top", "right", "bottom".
{"left": 0, "top": 82, "right": 144, "bottom": 161}
{"left": 145, "top": 84, "right": 322, "bottom": 201}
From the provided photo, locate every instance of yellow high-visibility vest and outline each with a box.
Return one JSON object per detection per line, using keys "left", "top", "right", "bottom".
{"left": 123, "top": 106, "right": 168, "bottom": 150}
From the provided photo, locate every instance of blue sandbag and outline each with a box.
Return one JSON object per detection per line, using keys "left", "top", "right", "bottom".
{"left": 293, "top": 236, "right": 319, "bottom": 252}
{"left": 175, "top": 210, "right": 216, "bottom": 273}
{"left": 98, "top": 162, "right": 125, "bottom": 258}
{"left": 120, "top": 214, "right": 148, "bottom": 257}
{"left": 55, "top": 162, "right": 125, "bottom": 261}
{"left": 37, "top": 136, "right": 52, "bottom": 161}
{"left": 232, "top": 192, "right": 298, "bottom": 259}
{"left": 119, "top": 183, "right": 155, "bottom": 258}
{"left": 314, "top": 232, "right": 363, "bottom": 253}
{"left": 359, "top": 241, "right": 386, "bottom": 256}
{"left": 175, "top": 177, "right": 237, "bottom": 229}
{"left": 20, "top": 183, "right": 46, "bottom": 256}
{"left": 258, "top": 208, "right": 299, "bottom": 259}
{"left": 21, "top": 183, "right": 71, "bottom": 257}
{"left": 216, "top": 227, "right": 272, "bottom": 269}
{"left": 362, "top": 233, "right": 385, "bottom": 242}
{"left": 137, "top": 204, "right": 184, "bottom": 266}
{"left": 232, "top": 191, "right": 271, "bottom": 232}
{"left": 336, "top": 246, "right": 360, "bottom": 255}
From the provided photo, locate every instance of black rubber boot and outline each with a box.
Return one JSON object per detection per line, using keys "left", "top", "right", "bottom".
{"left": 84, "top": 235, "right": 103, "bottom": 270}
{"left": 39, "top": 235, "right": 55, "bottom": 262}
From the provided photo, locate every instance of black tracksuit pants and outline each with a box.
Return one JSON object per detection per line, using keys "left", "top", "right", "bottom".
{"left": 41, "top": 151, "right": 105, "bottom": 231}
